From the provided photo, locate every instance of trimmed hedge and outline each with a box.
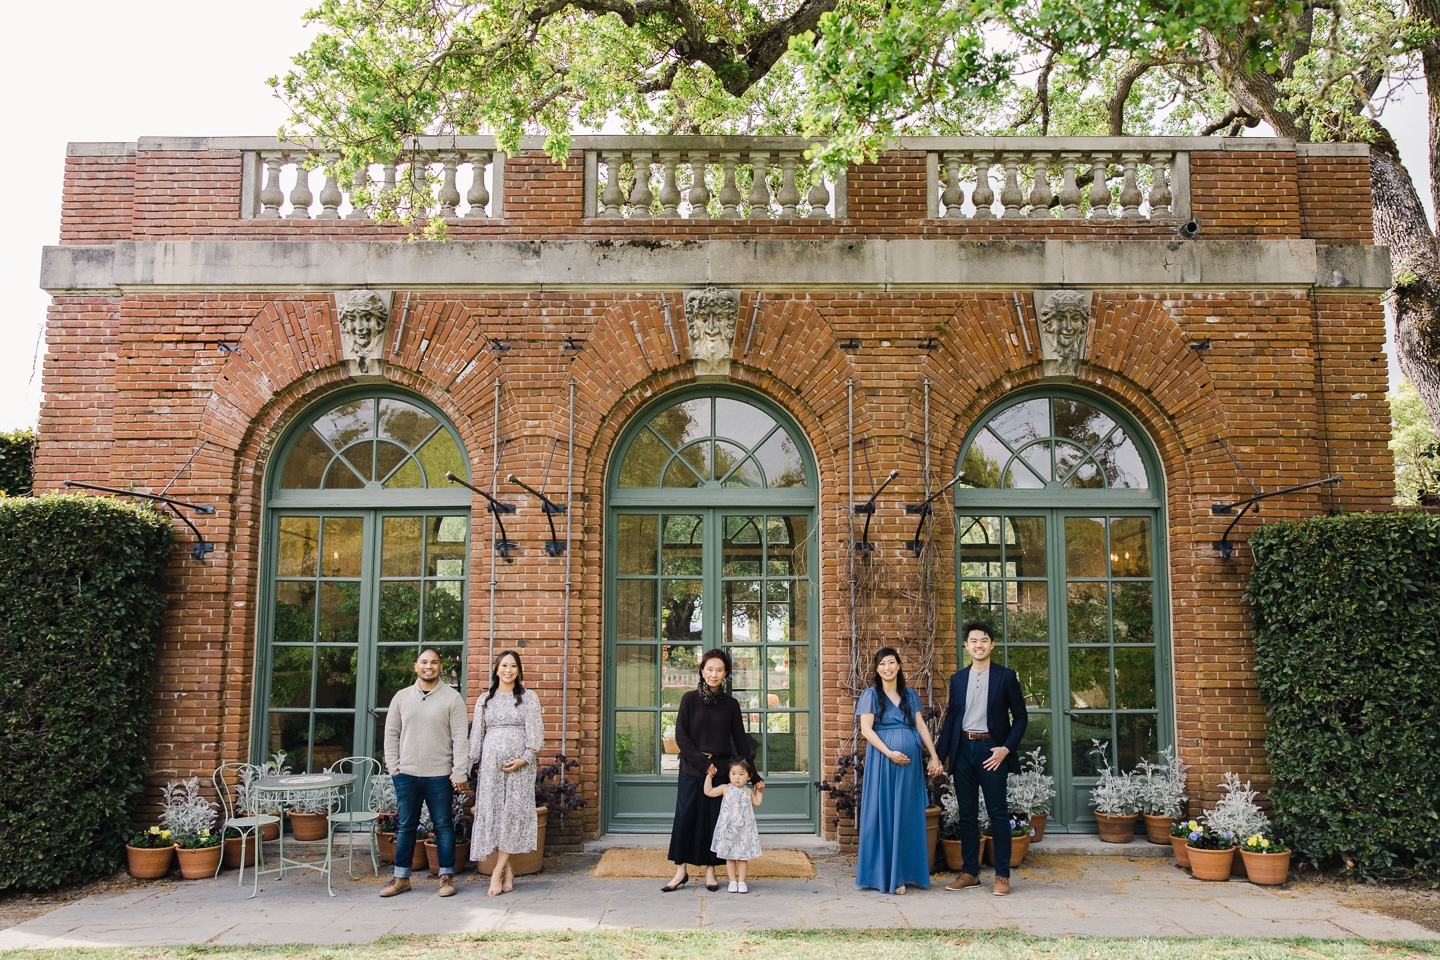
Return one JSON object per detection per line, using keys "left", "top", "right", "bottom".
{"left": 0, "top": 495, "right": 172, "bottom": 890}
{"left": 0, "top": 428, "right": 35, "bottom": 497}
{"left": 1248, "top": 512, "right": 1440, "bottom": 881}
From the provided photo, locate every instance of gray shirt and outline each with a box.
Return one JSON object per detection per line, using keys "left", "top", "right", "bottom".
{"left": 384, "top": 681, "right": 469, "bottom": 780}
{"left": 962, "top": 667, "right": 991, "bottom": 734}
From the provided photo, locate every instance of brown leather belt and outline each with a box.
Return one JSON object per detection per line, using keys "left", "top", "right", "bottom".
{"left": 965, "top": 732, "right": 992, "bottom": 740}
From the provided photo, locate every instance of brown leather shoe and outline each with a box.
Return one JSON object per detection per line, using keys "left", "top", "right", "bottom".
{"left": 945, "top": 873, "right": 980, "bottom": 891}
{"left": 437, "top": 875, "right": 457, "bottom": 897}
{"left": 379, "top": 876, "right": 412, "bottom": 897}
{"left": 993, "top": 876, "right": 1011, "bottom": 896}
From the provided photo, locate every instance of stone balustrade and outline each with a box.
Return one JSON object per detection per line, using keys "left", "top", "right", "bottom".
{"left": 581, "top": 138, "right": 845, "bottom": 220}
{"left": 240, "top": 139, "right": 502, "bottom": 220}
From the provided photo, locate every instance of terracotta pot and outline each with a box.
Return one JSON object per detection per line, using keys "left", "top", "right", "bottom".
{"left": 662, "top": 739, "right": 680, "bottom": 755}
{"left": 412, "top": 838, "right": 429, "bottom": 870}
{"left": 1095, "top": 812, "right": 1138, "bottom": 843}
{"left": 176, "top": 844, "right": 224, "bottom": 879}
{"left": 1231, "top": 846, "right": 1248, "bottom": 879}
{"left": 1142, "top": 814, "right": 1176, "bottom": 844}
{"left": 261, "top": 821, "right": 280, "bottom": 842}
{"left": 1029, "top": 812, "right": 1048, "bottom": 842}
{"left": 1010, "top": 834, "right": 1031, "bottom": 866}
{"left": 925, "top": 806, "right": 941, "bottom": 874}
{"left": 940, "top": 837, "right": 966, "bottom": 870}
{"left": 289, "top": 811, "right": 329, "bottom": 841}
{"left": 223, "top": 835, "right": 259, "bottom": 868}
{"left": 378, "top": 832, "right": 396, "bottom": 862}
{"left": 126, "top": 844, "right": 175, "bottom": 879}
{"left": 1240, "top": 849, "right": 1291, "bottom": 885}
{"left": 424, "top": 837, "right": 473, "bottom": 874}
{"left": 1187, "top": 845, "right": 1235, "bottom": 881}
{"left": 475, "top": 807, "right": 549, "bottom": 877}
{"left": 982, "top": 835, "right": 992, "bottom": 866}
{"left": 1170, "top": 835, "right": 1191, "bottom": 868}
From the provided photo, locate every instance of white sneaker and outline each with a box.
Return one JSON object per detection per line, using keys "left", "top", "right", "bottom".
{"left": 737, "top": 882, "right": 749, "bottom": 894}
{"left": 728, "top": 881, "right": 739, "bottom": 893}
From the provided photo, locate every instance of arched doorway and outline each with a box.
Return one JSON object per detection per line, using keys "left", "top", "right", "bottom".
{"left": 604, "top": 387, "right": 819, "bottom": 833}
{"left": 253, "top": 389, "right": 472, "bottom": 772}
{"left": 954, "top": 388, "right": 1171, "bottom": 831}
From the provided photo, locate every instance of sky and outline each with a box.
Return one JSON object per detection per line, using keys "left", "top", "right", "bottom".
{"left": 0, "top": 3, "right": 1433, "bottom": 432}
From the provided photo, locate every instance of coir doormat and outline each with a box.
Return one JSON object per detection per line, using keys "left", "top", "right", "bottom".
{"left": 593, "top": 848, "right": 815, "bottom": 879}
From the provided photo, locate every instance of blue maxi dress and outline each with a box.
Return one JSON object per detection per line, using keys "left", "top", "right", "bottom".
{"left": 854, "top": 686, "right": 930, "bottom": 893}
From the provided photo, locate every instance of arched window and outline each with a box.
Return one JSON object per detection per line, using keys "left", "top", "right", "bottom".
{"left": 605, "top": 388, "right": 818, "bottom": 834}
{"left": 954, "top": 389, "right": 1169, "bottom": 834}
{"left": 257, "top": 390, "right": 471, "bottom": 772}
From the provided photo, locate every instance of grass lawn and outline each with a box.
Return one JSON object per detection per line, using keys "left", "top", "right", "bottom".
{"left": 14, "top": 929, "right": 1440, "bottom": 960}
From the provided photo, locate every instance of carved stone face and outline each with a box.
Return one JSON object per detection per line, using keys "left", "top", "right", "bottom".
{"left": 1040, "top": 294, "right": 1090, "bottom": 359}
{"left": 334, "top": 290, "right": 391, "bottom": 374}
{"left": 683, "top": 286, "right": 740, "bottom": 377}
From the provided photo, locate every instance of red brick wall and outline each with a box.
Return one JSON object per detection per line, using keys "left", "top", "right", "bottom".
{"left": 1297, "top": 155, "right": 1375, "bottom": 243}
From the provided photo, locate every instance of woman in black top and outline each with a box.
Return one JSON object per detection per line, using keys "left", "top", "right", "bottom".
{"left": 663, "top": 648, "right": 763, "bottom": 892}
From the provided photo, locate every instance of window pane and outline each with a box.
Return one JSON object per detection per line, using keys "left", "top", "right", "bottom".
{"left": 961, "top": 429, "right": 1008, "bottom": 489}
{"left": 1112, "top": 582, "right": 1153, "bottom": 643}
{"left": 312, "top": 399, "right": 373, "bottom": 451}
{"left": 616, "top": 645, "right": 658, "bottom": 707}
{"left": 382, "top": 517, "right": 423, "bottom": 577}
{"left": 321, "top": 517, "right": 364, "bottom": 578}
{"left": 433, "top": 646, "right": 464, "bottom": 689}
{"left": 1007, "top": 646, "right": 1049, "bottom": 708}
{"left": 269, "top": 646, "right": 313, "bottom": 708}
{"left": 1064, "top": 517, "right": 1107, "bottom": 578}
{"left": 1069, "top": 647, "right": 1112, "bottom": 709}
{"left": 382, "top": 458, "right": 424, "bottom": 489}
{"left": 716, "top": 442, "right": 758, "bottom": 486}
{"left": 1063, "top": 459, "right": 1105, "bottom": 489}
{"left": 648, "top": 398, "right": 710, "bottom": 450}
{"left": 1003, "top": 459, "right": 1046, "bottom": 489}
{"left": 729, "top": 646, "right": 763, "bottom": 711}
{"left": 1053, "top": 400, "right": 1115, "bottom": 450}
{"left": 1019, "top": 713, "right": 1050, "bottom": 762}
{"left": 1006, "top": 517, "right": 1046, "bottom": 577}
{"left": 959, "top": 516, "right": 1003, "bottom": 577}
{"left": 281, "top": 430, "right": 333, "bottom": 489}
{"left": 318, "top": 582, "right": 360, "bottom": 643}
{"left": 960, "top": 580, "right": 1002, "bottom": 633}
{"left": 988, "top": 398, "right": 1048, "bottom": 448}
{"left": 661, "top": 710, "right": 681, "bottom": 773}
{"left": 1007, "top": 581, "right": 1047, "bottom": 643}
{"left": 774, "top": 515, "right": 808, "bottom": 577}
{"left": 662, "top": 456, "right": 704, "bottom": 488}
{"left": 1069, "top": 717, "right": 1112, "bottom": 777}
{"left": 616, "top": 516, "right": 658, "bottom": 575}
{"left": 615, "top": 712, "right": 657, "bottom": 774}
{"left": 322, "top": 458, "right": 365, "bottom": 489}
{"left": 378, "top": 582, "right": 421, "bottom": 644}
{"left": 663, "top": 580, "right": 703, "bottom": 644}
{"left": 1094, "top": 432, "right": 1148, "bottom": 489}
{"left": 268, "top": 711, "right": 312, "bottom": 773}
{"left": 619, "top": 429, "right": 665, "bottom": 487}
{"left": 1110, "top": 517, "right": 1151, "bottom": 577}
{"left": 724, "top": 516, "right": 764, "bottom": 576}
{"left": 1067, "top": 582, "right": 1108, "bottom": 644}
{"left": 617, "top": 580, "right": 657, "bottom": 641}
{"left": 662, "top": 645, "right": 700, "bottom": 704}
{"left": 376, "top": 441, "right": 408, "bottom": 482}
{"left": 378, "top": 399, "right": 438, "bottom": 449}
{"left": 754, "top": 431, "right": 806, "bottom": 488}
{"left": 415, "top": 429, "right": 465, "bottom": 487}
{"left": 316, "top": 646, "right": 358, "bottom": 709}
{"left": 1117, "top": 713, "right": 1159, "bottom": 770}
{"left": 726, "top": 584, "right": 761, "bottom": 644}
{"left": 1055, "top": 441, "right": 1094, "bottom": 486}
{"left": 715, "top": 397, "right": 775, "bottom": 449}
{"left": 427, "top": 516, "right": 467, "bottom": 576}
{"left": 1114, "top": 648, "right": 1157, "bottom": 709}
{"left": 768, "top": 712, "right": 808, "bottom": 773}
{"left": 424, "top": 582, "right": 464, "bottom": 645}
{"left": 662, "top": 514, "right": 703, "bottom": 548}
{"left": 375, "top": 646, "right": 416, "bottom": 708}
{"left": 1019, "top": 441, "right": 1052, "bottom": 483}
{"left": 310, "top": 713, "right": 354, "bottom": 773}
{"left": 274, "top": 582, "right": 316, "bottom": 644}
{"left": 341, "top": 440, "right": 375, "bottom": 482}
{"left": 776, "top": 645, "right": 807, "bottom": 708}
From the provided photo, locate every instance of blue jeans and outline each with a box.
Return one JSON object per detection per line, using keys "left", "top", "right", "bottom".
{"left": 953, "top": 737, "right": 1014, "bottom": 878}
{"left": 393, "top": 773, "right": 455, "bottom": 878}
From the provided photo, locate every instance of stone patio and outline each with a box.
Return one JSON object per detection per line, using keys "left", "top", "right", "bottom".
{"left": 0, "top": 840, "right": 1432, "bottom": 948}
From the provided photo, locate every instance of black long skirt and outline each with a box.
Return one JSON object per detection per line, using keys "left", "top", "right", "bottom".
{"left": 667, "top": 771, "right": 725, "bottom": 867}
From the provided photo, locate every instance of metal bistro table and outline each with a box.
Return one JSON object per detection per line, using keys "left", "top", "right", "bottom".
{"left": 250, "top": 772, "right": 356, "bottom": 897}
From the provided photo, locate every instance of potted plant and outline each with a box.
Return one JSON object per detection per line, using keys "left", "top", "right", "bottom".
{"left": 937, "top": 781, "right": 966, "bottom": 870}
{"left": 662, "top": 724, "right": 680, "bottom": 755}
{"left": 1183, "top": 823, "right": 1236, "bottom": 881}
{"left": 126, "top": 826, "right": 175, "bottom": 879}
{"left": 377, "top": 812, "right": 399, "bottom": 862}
{"left": 983, "top": 814, "right": 1033, "bottom": 866}
{"left": 1087, "top": 741, "right": 1140, "bottom": 842}
{"left": 1204, "top": 772, "right": 1271, "bottom": 879}
{"left": 1170, "top": 818, "right": 1198, "bottom": 868}
{"left": 815, "top": 752, "right": 862, "bottom": 829}
{"left": 479, "top": 754, "right": 586, "bottom": 877}
{"left": 1136, "top": 747, "right": 1188, "bottom": 844}
{"left": 238, "top": 754, "right": 289, "bottom": 841}
{"left": 923, "top": 775, "right": 947, "bottom": 873}
{"left": 288, "top": 792, "right": 332, "bottom": 841}
{"left": 1238, "top": 833, "right": 1290, "bottom": 885}
{"left": 162, "top": 778, "right": 224, "bottom": 879}
{"left": 222, "top": 825, "right": 258, "bottom": 869}
{"left": 1007, "top": 747, "right": 1055, "bottom": 841}
{"left": 425, "top": 791, "right": 475, "bottom": 874}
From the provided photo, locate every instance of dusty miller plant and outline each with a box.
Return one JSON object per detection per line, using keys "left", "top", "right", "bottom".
{"left": 370, "top": 774, "right": 397, "bottom": 815}
{"left": 239, "top": 753, "right": 291, "bottom": 816}
{"left": 1087, "top": 740, "right": 1141, "bottom": 816}
{"left": 161, "top": 777, "right": 218, "bottom": 843}
{"left": 1135, "top": 746, "right": 1189, "bottom": 818}
{"left": 1203, "top": 772, "right": 1271, "bottom": 841}
{"left": 1007, "top": 747, "right": 1056, "bottom": 816}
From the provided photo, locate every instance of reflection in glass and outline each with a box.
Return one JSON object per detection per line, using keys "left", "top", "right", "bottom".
{"left": 616, "top": 580, "right": 657, "bottom": 640}
{"left": 662, "top": 581, "right": 703, "bottom": 644}
{"left": 268, "top": 711, "right": 312, "bottom": 773}
{"left": 1019, "top": 440, "right": 1053, "bottom": 483}
{"left": 316, "top": 646, "right": 358, "bottom": 709}
{"left": 1114, "top": 648, "right": 1157, "bottom": 709}
{"left": 274, "top": 582, "right": 316, "bottom": 644}
{"left": 649, "top": 398, "right": 710, "bottom": 451}
{"left": 614, "top": 712, "right": 657, "bottom": 774}
{"left": 616, "top": 646, "right": 657, "bottom": 706}
{"left": 341, "top": 442, "right": 375, "bottom": 482}
{"left": 729, "top": 646, "right": 763, "bottom": 709}
{"left": 278, "top": 517, "right": 320, "bottom": 576}
{"left": 318, "top": 582, "right": 361, "bottom": 643}
{"left": 663, "top": 514, "right": 703, "bottom": 548}
{"left": 310, "top": 713, "right": 355, "bottom": 772}
{"left": 323, "top": 459, "right": 365, "bottom": 489}
{"left": 376, "top": 441, "right": 408, "bottom": 482}
{"left": 989, "top": 399, "right": 1048, "bottom": 448}
{"left": 1070, "top": 718, "right": 1112, "bottom": 777}
{"left": 1056, "top": 441, "right": 1099, "bottom": 487}
{"left": 783, "top": 645, "right": 808, "bottom": 708}
{"left": 715, "top": 397, "right": 775, "bottom": 449}
{"left": 424, "top": 582, "right": 464, "bottom": 644}
{"left": 415, "top": 429, "right": 465, "bottom": 486}
{"left": 962, "top": 429, "right": 1009, "bottom": 489}
{"left": 378, "top": 582, "right": 421, "bottom": 644}
{"left": 617, "top": 515, "right": 658, "bottom": 575}
{"left": 1006, "top": 647, "right": 1049, "bottom": 708}
{"left": 1064, "top": 517, "right": 1107, "bottom": 579}
{"left": 772, "top": 516, "right": 807, "bottom": 576}
{"left": 1053, "top": 400, "right": 1115, "bottom": 449}
{"left": 1007, "top": 581, "right": 1047, "bottom": 642}
{"left": 768, "top": 712, "right": 808, "bottom": 772}
{"left": 269, "top": 646, "right": 313, "bottom": 708}
{"left": 427, "top": 516, "right": 467, "bottom": 576}
{"left": 434, "top": 646, "right": 463, "bottom": 689}
{"left": 375, "top": 646, "right": 416, "bottom": 708}
{"left": 619, "top": 430, "right": 665, "bottom": 487}
{"left": 715, "top": 441, "right": 753, "bottom": 485}
{"left": 281, "top": 431, "right": 334, "bottom": 489}
{"left": 1019, "top": 713, "right": 1050, "bottom": 762}
{"left": 1067, "top": 582, "right": 1108, "bottom": 644}
{"left": 1093, "top": 432, "right": 1148, "bottom": 489}
{"left": 1117, "top": 713, "right": 1159, "bottom": 769}
{"left": 1112, "top": 582, "right": 1153, "bottom": 643}
{"left": 382, "top": 516, "right": 423, "bottom": 577}
{"left": 1069, "top": 647, "right": 1112, "bottom": 709}
{"left": 383, "top": 459, "right": 424, "bottom": 489}
{"left": 378, "top": 399, "right": 437, "bottom": 448}
{"left": 1004, "top": 459, "right": 1046, "bottom": 489}
{"left": 754, "top": 431, "right": 805, "bottom": 488}
{"left": 1006, "top": 517, "right": 1046, "bottom": 577}
{"left": 1109, "top": 517, "right": 1151, "bottom": 577}
{"left": 661, "top": 645, "right": 701, "bottom": 703}
{"left": 958, "top": 516, "right": 1003, "bottom": 578}
{"left": 322, "top": 517, "right": 365, "bottom": 578}
{"left": 312, "top": 399, "right": 372, "bottom": 451}
{"left": 1063, "top": 459, "right": 1104, "bottom": 488}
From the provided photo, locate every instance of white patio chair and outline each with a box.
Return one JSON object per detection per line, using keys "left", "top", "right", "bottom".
{"left": 212, "top": 761, "right": 281, "bottom": 889}
{"left": 326, "top": 756, "right": 382, "bottom": 878}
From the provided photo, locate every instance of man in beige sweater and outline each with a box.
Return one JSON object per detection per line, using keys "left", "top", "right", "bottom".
{"left": 380, "top": 648, "right": 469, "bottom": 898}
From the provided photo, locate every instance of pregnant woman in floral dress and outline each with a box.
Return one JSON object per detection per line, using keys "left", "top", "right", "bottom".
{"left": 468, "top": 649, "right": 545, "bottom": 897}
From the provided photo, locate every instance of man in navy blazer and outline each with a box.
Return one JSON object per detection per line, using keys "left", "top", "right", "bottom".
{"left": 936, "top": 620, "right": 1028, "bottom": 896}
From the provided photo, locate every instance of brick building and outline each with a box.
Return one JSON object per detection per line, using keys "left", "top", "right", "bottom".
{"left": 37, "top": 135, "right": 1392, "bottom": 846}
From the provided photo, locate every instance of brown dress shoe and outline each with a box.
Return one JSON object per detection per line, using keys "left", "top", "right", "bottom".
{"left": 438, "top": 875, "right": 457, "bottom": 897}
{"left": 945, "top": 873, "right": 980, "bottom": 891}
{"left": 379, "top": 876, "right": 412, "bottom": 897}
{"left": 993, "top": 876, "right": 1011, "bottom": 896}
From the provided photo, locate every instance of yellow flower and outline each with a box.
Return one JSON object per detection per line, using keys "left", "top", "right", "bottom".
{"left": 200, "top": 830, "right": 210, "bottom": 838}
{"left": 160, "top": 830, "right": 171, "bottom": 839}
{"left": 1188, "top": 820, "right": 1200, "bottom": 831}
{"left": 148, "top": 826, "right": 160, "bottom": 835}
{"left": 1261, "top": 838, "right": 1270, "bottom": 848}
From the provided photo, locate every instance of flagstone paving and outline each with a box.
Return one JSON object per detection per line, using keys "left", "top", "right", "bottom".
{"left": 0, "top": 848, "right": 1432, "bottom": 948}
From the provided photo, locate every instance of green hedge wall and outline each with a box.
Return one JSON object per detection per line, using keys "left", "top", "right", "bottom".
{"left": 0, "top": 428, "right": 35, "bottom": 497}
{"left": 0, "top": 496, "right": 173, "bottom": 890}
{"left": 1248, "top": 512, "right": 1440, "bottom": 881}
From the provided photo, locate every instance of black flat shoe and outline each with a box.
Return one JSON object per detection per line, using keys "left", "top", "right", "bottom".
{"left": 661, "top": 873, "right": 690, "bottom": 892}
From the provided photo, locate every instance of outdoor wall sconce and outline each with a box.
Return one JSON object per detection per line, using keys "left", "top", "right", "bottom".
{"left": 853, "top": 468, "right": 899, "bottom": 556}
{"left": 63, "top": 479, "right": 215, "bottom": 560}
{"left": 902, "top": 471, "right": 966, "bottom": 557}
{"left": 1210, "top": 474, "right": 1342, "bottom": 559}
{"left": 445, "top": 471, "right": 517, "bottom": 560}
{"left": 507, "top": 473, "right": 568, "bottom": 556}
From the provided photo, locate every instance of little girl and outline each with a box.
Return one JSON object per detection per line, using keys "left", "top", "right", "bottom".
{"left": 705, "top": 758, "right": 764, "bottom": 892}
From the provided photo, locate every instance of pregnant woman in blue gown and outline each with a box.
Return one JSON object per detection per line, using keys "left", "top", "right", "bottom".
{"left": 854, "top": 647, "right": 944, "bottom": 895}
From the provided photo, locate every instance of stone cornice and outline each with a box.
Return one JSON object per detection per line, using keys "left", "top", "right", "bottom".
{"left": 39, "top": 239, "right": 1392, "bottom": 295}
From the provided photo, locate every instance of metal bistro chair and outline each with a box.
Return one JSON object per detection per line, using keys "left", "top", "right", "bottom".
{"left": 326, "top": 756, "right": 383, "bottom": 878}
{"left": 212, "top": 762, "right": 281, "bottom": 888}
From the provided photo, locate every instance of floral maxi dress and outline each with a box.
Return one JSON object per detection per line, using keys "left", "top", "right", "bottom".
{"left": 468, "top": 688, "right": 545, "bottom": 859}
{"left": 710, "top": 785, "right": 762, "bottom": 861}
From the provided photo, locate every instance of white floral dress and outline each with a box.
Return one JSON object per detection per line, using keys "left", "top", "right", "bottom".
{"left": 710, "top": 785, "right": 762, "bottom": 861}
{"left": 468, "top": 688, "right": 544, "bottom": 859}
